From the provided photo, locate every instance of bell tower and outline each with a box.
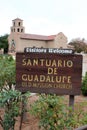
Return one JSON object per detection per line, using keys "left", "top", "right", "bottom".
{"left": 10, "top": 18, "right": 25, "bottom": 33}
{"left": 8, "top": 18, "right": 25, "bottom": 54}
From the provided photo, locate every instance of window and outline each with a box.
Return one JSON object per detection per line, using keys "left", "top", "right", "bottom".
{"left": 17, "top": 28, "right": 20, "bottom": 32}
{"left": 18, "top": 22, "right": 21, "bottom": 26}
{"left": 21, "top": 29, "right": 23, "bottom": 32}
{"left": 13, "top": 22, "right": 15, "bottom": 26}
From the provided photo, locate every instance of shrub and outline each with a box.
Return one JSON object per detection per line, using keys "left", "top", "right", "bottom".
{"left": 0, "top": 54, "right": 31, "bottom": 130}
{"left": 81, "top": 72, "right": 87, "bottom": 96}
{"left": 0, "top": 88, "right": 22, "bottom": 130}
{"left": 30, "top": 94, "right": 87, "bottom": 130}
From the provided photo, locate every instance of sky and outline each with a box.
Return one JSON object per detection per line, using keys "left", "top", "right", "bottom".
{"left": 0, "top": 0, "right": 87, "bottom": 42}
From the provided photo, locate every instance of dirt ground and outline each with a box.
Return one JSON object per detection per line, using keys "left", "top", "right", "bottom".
{"left": 0, "top": 95, "right": 87, "bottom": 130}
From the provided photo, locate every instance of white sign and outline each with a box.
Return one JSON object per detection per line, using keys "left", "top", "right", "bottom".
{"left": 24, "top": 47, "right": 74, "bottom": 54}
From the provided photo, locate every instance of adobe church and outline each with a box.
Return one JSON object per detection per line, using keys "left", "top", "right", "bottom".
{"left": 8, "top": 18, "right": 70, "bottom": 53}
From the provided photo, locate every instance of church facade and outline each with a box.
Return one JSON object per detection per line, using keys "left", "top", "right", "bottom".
{"left": 8, "top": 18, "right": 87, "bottom": 76}
{"left": 8, "top": 18, "right": 70, "bottom": 53}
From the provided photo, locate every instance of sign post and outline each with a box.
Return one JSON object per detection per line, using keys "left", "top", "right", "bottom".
{"left": 69, "top": 95, "right": 75, "bottom": 111}
{"left": 16, "top": 48, "right": 82, "bottom": 111}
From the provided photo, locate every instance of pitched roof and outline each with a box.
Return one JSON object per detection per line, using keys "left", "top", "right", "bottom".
{"left": 20, "top": 33, "right": 56, "bottom": 41}
{"left": 12, "top": 18, "right": 23, "bottom": 21}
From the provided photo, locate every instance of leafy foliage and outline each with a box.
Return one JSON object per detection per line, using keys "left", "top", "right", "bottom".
{"left": 0, "top": 34, "right": 9, "bottom": 53}
{"left": 0, "top": 54, "right": 31, "bottom": 130}
{"left": 81, "top": 72, "right": 87, "bottom": 96}
{"left": 0, "top": 55, "right": 15, "bottom": 90}
{"left": 0, "top": 89, "right": 22, "bottom": 130}
{"left": 0, "top": 89, "right": 31, "bottom": 130}
{"left": 30, "top": 94, "right": 87, "bottom": 130}
{"left": 0, "top": 54, "right": 18, "bottom": 130}
{"left": 68, "top": 38, "right": 87, "bottom": 53}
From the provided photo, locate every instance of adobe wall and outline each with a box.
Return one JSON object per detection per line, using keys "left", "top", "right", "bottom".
{"left": 82, "top": 54, "right": 87, "bottom": 76}
{"left": 0, "top": 48, "right": 4, "bottom": 54}
{"left": 16, "top": 39, "right": 47, "bottom": 52}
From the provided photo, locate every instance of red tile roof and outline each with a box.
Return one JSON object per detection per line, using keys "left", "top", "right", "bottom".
{"left": 20, "top": 33, "right": 56, "bottom": 41}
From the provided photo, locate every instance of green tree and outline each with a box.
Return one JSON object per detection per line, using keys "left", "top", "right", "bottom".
{"left": 68, "top": 38, "right": 87, "bottom": 53}
{"left": 0, "top": 34, "right": 9, "bottom": 53}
